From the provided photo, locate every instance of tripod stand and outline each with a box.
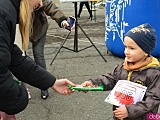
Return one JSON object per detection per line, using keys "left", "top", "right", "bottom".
{"left": 50, "top": 2, "right": 107, "bottom": 65}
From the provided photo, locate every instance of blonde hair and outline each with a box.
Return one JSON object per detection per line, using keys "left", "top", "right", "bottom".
{"left": 19, "top": 0, "right": 32, "bottom": 51}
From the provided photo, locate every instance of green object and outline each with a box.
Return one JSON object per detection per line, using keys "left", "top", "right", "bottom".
{"left": 14, "top": 79, "right": 22, "bottom": 85}
{"left": 68, "top": 84, "right": 104, "bottom": 91}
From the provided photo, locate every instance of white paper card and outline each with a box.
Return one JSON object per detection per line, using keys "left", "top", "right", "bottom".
{"left": 105, "top": 80, "right": 147, "bottom": 106}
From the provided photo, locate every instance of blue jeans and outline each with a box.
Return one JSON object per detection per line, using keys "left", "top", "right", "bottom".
{"left": 32, "top": 34, "right": 46, "bottom": 70}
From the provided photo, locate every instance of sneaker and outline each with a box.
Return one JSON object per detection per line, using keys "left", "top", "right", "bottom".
{"left": 41, "top": 90, "right": 49, "bottom": 99}
{"left": 27, "top": 88, "right": 31, "bottom": 99}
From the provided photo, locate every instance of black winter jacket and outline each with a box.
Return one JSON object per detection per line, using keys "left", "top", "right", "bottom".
{"left": 0, "top": 0, "right": 56, "bottom": 115}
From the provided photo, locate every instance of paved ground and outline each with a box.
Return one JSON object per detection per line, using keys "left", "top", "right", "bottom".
{"left": 16, "top": 2, "right": 160, "bottom": 120}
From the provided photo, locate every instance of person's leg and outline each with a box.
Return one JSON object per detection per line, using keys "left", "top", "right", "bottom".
{"left": 85, "top": 2, "right": 92, "bottom": 18}
{"left": 32, "top": 34, "right": 49, "bottom": 99}
{"left": 32, "top": 35, "right": 46, "bottom": 69}
{"left": 77, "top": 2, "right": 85, "bottom": 18}
{"left": 0, "top": 111, "right": 16, "bottom": 120}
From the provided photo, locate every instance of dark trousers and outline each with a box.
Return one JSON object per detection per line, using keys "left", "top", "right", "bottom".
{"left": 77, "top": 2, "right": 92, "bottom": 17}
{"left": 32, "top": 33, "right": 46, "bottom": 70}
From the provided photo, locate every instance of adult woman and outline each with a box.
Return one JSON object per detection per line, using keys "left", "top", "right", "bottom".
{"left": 30, "top": 0, "right": 69, "bottom": 99}
{"left": 0, "top": 0, "right": 75, "bottom": 117}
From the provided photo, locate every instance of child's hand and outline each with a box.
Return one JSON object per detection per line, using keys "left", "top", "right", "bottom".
{"left": 81, "top": 81, "right": 93, "bottom": 87}
{"left": 81, "top": 81, "right": 94, "bottom": 93}
{"left": 113, "top": 106, "right": 128, "bottom": 119}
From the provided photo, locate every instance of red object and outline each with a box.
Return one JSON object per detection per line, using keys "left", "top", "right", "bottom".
{"left": 114, "top": 91, "right": 134, "bottom": 105}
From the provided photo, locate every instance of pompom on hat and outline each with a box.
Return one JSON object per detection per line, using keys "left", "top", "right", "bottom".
{"left": 125, "top": 23, "right": 156, "bottom": 55}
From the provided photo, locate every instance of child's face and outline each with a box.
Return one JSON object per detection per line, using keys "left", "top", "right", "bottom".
{"left": 29, "top": 0, "right": 43, "bottom": 12}
{"left": 124, "top": 36, "right": 148, "bottom": 63}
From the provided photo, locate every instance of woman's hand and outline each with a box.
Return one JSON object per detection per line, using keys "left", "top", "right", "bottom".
{"left": 51, "top": 79, "right": 76, "bottom": 95}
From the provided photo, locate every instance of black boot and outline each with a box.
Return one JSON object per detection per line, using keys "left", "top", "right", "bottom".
{"left": 88, "top": 11, "right": 93, "bottom": 19}
{"left": 88, "top": 15, "right": 93, "bottom": 19}
{"left": 41, "top": 89, "right": 49, "bottom": 99}
{"left": 77, "top": 14, "right": 80, "bottom": 18}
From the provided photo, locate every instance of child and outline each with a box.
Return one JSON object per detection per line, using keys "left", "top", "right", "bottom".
{"left": 81, "top": 23, "right": 160, "bottom": 120}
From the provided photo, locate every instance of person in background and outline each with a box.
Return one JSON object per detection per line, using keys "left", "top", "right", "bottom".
{"left": 0, "top": 0, "right": 75, "bottom": 120}
{"left": 29, "top": 0, "right": 71, "bottom": 99}
{"left": 80, "top": 23, "right": 160, "bottom": 120}
{"left": 77, "top": 2, "right": 92, "bottom": 19}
